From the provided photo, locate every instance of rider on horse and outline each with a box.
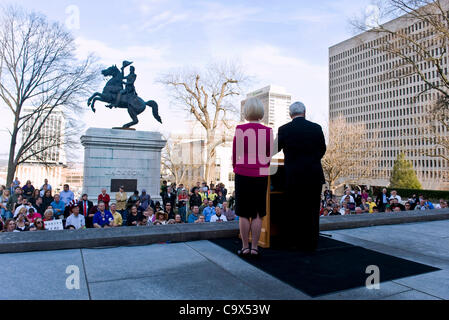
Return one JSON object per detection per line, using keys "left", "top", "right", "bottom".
{"left": 107, "top": 61, "right": 136, "bottom": 108}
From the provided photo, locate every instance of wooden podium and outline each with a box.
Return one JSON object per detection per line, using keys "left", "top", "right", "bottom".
{"left": 247, "top": 160, "right": 285, "bottom": 248}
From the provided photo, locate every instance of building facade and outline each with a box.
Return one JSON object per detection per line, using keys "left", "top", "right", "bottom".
{"left": 329, "top": 8, "right": 449, "bottom": 190}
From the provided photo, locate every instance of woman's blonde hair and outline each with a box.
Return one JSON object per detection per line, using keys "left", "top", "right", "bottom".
{"left": 243, "top": 97, "right": 264, "bottom": 121}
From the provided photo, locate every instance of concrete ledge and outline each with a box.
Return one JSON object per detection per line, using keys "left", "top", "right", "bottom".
{"left": 0, "top": 222, "right": 240, "bottom": 254}
{"left": 1, "top": 209, "right": 449, "bottom": 254}
{"left": 320, "top": 208, "right": 449, "bottom": 231}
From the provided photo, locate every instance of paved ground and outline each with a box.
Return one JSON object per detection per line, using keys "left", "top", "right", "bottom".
{"left": 1, "top": 220, "right": 448, "bottom": 300}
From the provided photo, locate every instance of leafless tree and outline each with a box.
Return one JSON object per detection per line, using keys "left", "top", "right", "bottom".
{"left": 351, "top": 0, "right": 449, "bottom": 173}
{"left": 0, "top": 6, "right": 99, "bottom": 186}
{"left": 159, "top": 61, "right": 248, "bottom": 183}
{"left": 322, "top": 117, "right": 380, "bottom": 192}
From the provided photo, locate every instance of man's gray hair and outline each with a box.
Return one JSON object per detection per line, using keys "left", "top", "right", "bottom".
{"left": 289, "top": 101, "right": 306, "bottom": 116}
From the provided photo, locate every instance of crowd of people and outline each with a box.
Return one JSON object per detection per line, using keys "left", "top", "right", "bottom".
{"left": 320, "top": 187, "right": 448, "bottom": 216}
{"left": 0, "top": 177, "right": 238, "bottom": 232}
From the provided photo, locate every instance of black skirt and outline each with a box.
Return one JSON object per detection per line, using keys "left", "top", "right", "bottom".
{"left": 234, "top": 173, "right": 268, "bottom": 219}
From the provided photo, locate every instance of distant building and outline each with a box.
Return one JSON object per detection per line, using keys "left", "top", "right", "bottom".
{"left": 241, "top": 85, "right": 291, "bottom": 134}
{"left": 329, "top": 5, "right": 449, "bottom": 190}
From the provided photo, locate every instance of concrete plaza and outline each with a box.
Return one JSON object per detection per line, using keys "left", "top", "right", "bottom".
{"left": 0, "top": 219, "right": 448, "bottom": 300}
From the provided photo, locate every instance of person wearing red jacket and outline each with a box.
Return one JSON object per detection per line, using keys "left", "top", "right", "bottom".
{"left": 98, "top": 188, "right": 111, "bottom": 209}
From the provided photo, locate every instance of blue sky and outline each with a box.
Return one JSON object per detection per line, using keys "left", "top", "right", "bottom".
{"left": 1, "top": 0, "right": 374, "bottom": 158}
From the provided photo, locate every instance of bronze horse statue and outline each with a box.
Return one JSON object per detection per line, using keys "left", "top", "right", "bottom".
{"left": 87, "top": 64, "right": 162, "bottom": 128}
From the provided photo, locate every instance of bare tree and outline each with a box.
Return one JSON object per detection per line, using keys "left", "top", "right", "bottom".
{"left": 351, "top": 0, "right": 449, "bottom": 168}
{"left": 322, "top": 117, "right": 380, "bottom": 192}
{"left": 159, "top": 61, "right": 247, "bottom": 183}
{"left": 0, "top": 6, "right": 99, "bottom": 186}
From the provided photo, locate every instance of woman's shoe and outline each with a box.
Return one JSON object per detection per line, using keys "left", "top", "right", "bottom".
{"left": 237, "top": 248, "right": 250, "bottom": 258}
{"left": 250, "top": 248, "right": 261, "bottom": 259}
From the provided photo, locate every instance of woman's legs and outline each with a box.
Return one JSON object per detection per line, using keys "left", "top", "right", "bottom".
{"left": 250, "top": 214, "right": 262, "bottom": 254}
{"left": 239, "top": 217, "right": 251, "bottom": 253}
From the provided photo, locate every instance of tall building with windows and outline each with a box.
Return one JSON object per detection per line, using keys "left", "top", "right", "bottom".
{"left": 329, "top": 6, "right": 449, "bottom": 190}
{"left": 241, "top": 85, "right": 291, "bottom": 134}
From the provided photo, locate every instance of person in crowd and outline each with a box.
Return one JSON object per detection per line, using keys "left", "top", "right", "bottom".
{"left": 160, "top": 180, "right": 168, "bottom": 199}
{"left": 359, "top": 198, "right": 370, "bottom": 213}
{"left": 208, "top": 188, "right": 218, "bottom": 207}
{"left": 202, "top": 200, "right": 215, "bottom": 223}
{"left": 7, "top": 187, "right": 22, "bottom": 213}
{"left": 93, "top": 202, "right": 114, "bottom": 228}
{"left": 0, "top": 189, "right": 12, "bottom": 220}
{"left": 188, "top": 205, "right": 200, "bottom": 223}
{"left": 42, "top": 189, "right": 54, "bottom": 211}
{"left": 385, "top": 206, "right": 393, "bottom": 213}
{"left": 39, "top": 179, "right": 52, "bottom": 197}
{"left": 21, "top": 180, "right": 35, "bottom": 200}
{"left": 127, "top": 205, "right": 143, "bottom": 226}
{"left": 366, "top": 197, "right": 377, "bottom": 214}
{"left": 79, "top": 194, "right": 94, "bottom": 228}
{"left": 210, "top": 206, "right": 228, "bottom": 222}
{"left": 190, "top": 182, "right": 201, "bottom": 195}
{"left": 174, "top": 214, "right": 184, "bottom": 224}
{"left": 234, "top": 97, "right": 273, "bottom": 258}
{"left": 216, "top": 190, "right": 226, "bottom": 207}
{"left": 110, "top": 203, "right": 123, "bottom": 227}
{"left": 115, "top": 186, "right": 128, "bottom": 221}
{"left": 29, "top": 189, "right": 41, "bottom": 207}
{"left": 33, "top": 197, "right": 45, "bottom": 216}
{"left": 393, "top": 207, "right": 402, "bottom": 212}
{"left": 14, "top": 197, "right": 36, "bottom": 218}
{"left": 43, "top": 209, "right": 54, "bottom": 222}
{"left": 66, "top": 203, "right": 86, "bottom": 230}
{"left": 60, "top": 184, "right": 74, "bottom": 217}
{"left": 50, "top": 194, "right": 65, "bottom": 219}
{"left": 323, "top": 186, "right": 332, "bottom": 201}
{"left": 340, "top": 189, "right": 354, "bottom": 204}
{"left": 140, "top": 189, "right": 154, "bottom": 211}
{"left": 177, "top": 189, "right": 188, "bottom": 222}
{"left": 372, "top": 206, "right": 379, "bottom": 213}
{"left": 228, "top": 191, "right": 236, "bottom": 211}
{"left": 30, "top": 218, "right": 45, "bottom": 231}
{"left": 15, "top": 212, "right": 30, "bottom": 232}
{"left": 155, "top": 211, "right": 168, "bottom": 225}
{"left": 435, "top": 199, "right": 448, "bottom": 209}
{"left": 389, "top": 190, "right": 402, "bottom": 203}
{"left": 144, "top": 207, "right": 156, "bottom": 226}
{"left": 195, "top": 214, "right": 206, "bottom": 224}
{"left": 415, "top": 198, "right": 435, "bottom": 210}
{"left": 222, "top": 201, "right": 237, "bottom": 221}
{"left": 2, "top": 219, "right": 19, "bottom": 232}
{"left": 390, "top": 198, "right": 405, "bottom": 211}
{"left": 376, "top": 188, "right": 390, "bottom": 212}
{"left": 199, "top": 186, "right": 209, "bottom": 203}
{"left": 198, "top": 198, "right": 209, "bottom": 215}
{"left": 339, "top": 203, "right": 348, "bottom": 215}
{"left": 127, "top": 190, "right": 140, "bottom": 211}
{"left": 98, "top": 188, "right": 111, "bottom": 209}
{"left": 354, "top": 207, "right": 363, "bottom": 215}
{"left": 190, "top": 188, "right": 203, "bottom": 210}
{"left": 26, "top": 207, "right": 41, "bottom": 224}
{"left": 135, "top": 200, "right": 146, "bottom": 216}
{"left": 361, "top": 188, "right": 369, "bottom": 202}
{"left": 163, "top": 202, "right": 175, "bottom": 220}
{"left": 404, "top": 202, "right": 412, "bottom": 211}
{"left": 353, "top": 189, "right": 362, "bottom": 207}
{"left": 163, "top": 186, "right": 176, "bottom": 208}
{"left": 154, "top": 201, "right": 162, "bottom": 212}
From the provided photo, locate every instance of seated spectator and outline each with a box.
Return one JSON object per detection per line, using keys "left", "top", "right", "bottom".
{"left": 202, "top": 200, "right": 215, "bottom": 222}
{"left": 415, "top": 198, "right": 435, "bottom": 210}
{"left": 339, "top": 203, "right": 347, "bottom": 215}
{"left": 98, "top": 188, "right": 110, "bottom": 209}
{"left": 344, "top": 208, "right": 351, "bottom": 215}
{"left": 188, "top": 206, "right": 200, "bottom": 223}
{"left": 389, "top": 190, "right": 402, "bottom": 203}
{"left": 110, "top": 203, "right": 122, "bottom": 227}
{"left": 435, "top": 199, "right": 448, "bottom": 209}
{"left": 390, "top": 198, "right": 405, "bottom": 211}
{"left": 359, "top": 198, "right": 370, "bottom": 213}
{"left": 174, "top": 214, "right": 183, "bottom": 224}
{"left": 222, "top": 201, "right": 237, "bottom": 221}
{"left": 66, "top": 204, "right": 85, "bottom": 230}
{"left": 33, "top": 197, "right": 45, "bottom": 216}
{"left": 126, "top": 190, "right": 140, "bottom": 211}
{"left": 50, "top": 194, "right": 65, "bottom": 219}
{"left": 404, "top": 202, "right": 412, "bottom": 211}
{"left": 42, "top": 189, "right": 54, "bottom": 210}
{"left": 385, "top": 206, "right": 393, "bottom": 213}
{"left": 154, "top": 201, "right": 162, "bottom": 212}
{"left": 154, "top": 211, "right": 168, "bottom": 225}
{"left": 144, "top": 207, "right": 156, "bottom": 226}
{"left": 210, "top": 206, "right": 228, "bottom": 222}
{"left": 393, "top": 207, "right": 402, "bottom": 212}
{"left": 189, "top": 187, "right": 203, "bottom": 210}
{"left": 127, "top": 205, "right": 143, "bottom": 226}
{"left": 366, "top": 197, "right": 376, "bottom": 213}
{"left": 372, "top": 206, "right": 379, "bottom": 213}
{"left": 354, "top": 207, "right": 363, "bottom": 214}
{"left": 93, "top": 202, "right": 114, "bottom": 228}
{"left": 66, "top": 225, "right": 76, "bottom": 230}
{"left": 27, "top": 207, "right": 42, "bottom": 224}
{"left": 199, "top": 198, "right": 209, "bottom": 214}
{"left": 321, "top": 208, "right": 329, "bottom": 216}
{"left": 22, "top": 180, "right": 35, "bottom": 200}
{"left": 15, "top": 213, "right": 30, "bottom": 232}
{"left": 195, "top": 214, "right": 206, "bottom": 223}
{"left": 167, "top": 219, "right": 176, "bottom": 225}
{"left": 43, "top": 209, "right": 54, "bottom": 222}
{"left": 340, "top": 189, "right": 354, "bottom": 204}
{"left": 29, "top": 189, "right": 41, "bottom": 208}
{"left": 2, "top": 219, "right": 19, "bottom": 232}
{"left": 14, "top": 197, "right": 36, "bottom": 218}
{"left": 164, "top": 202, "right": 175, "bottom": 220}
{"left": 30, "top": 218, "right": 45, "bottom": 231}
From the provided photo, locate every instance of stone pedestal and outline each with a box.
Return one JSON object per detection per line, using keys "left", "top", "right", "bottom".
{"left": 80, "top": 128, "right": 166, "bottom": 203}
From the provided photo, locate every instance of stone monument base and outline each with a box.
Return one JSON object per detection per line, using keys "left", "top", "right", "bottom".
{"left": 81, "top": 128, "right": 166, "bottom": 203}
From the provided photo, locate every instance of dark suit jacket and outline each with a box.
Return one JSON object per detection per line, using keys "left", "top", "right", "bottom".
{"left": 78, "top": 200, "right": 94, "bottom": 217}
{"left": 278, "top": 117, "right": 326, "bottom": 186}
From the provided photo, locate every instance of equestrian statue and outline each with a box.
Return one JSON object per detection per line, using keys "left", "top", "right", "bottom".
{"left": 87, "top": 61, "right": 162, "bottom": 128}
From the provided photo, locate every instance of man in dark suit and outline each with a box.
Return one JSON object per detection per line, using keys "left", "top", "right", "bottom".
{"left": 79, "top": 194, "right": 94, "bottom": 228}
{"left": 375, "top": 188, "right": 390, "bottom": 212}
{"left": 276, "top": 101, "right": 326, "bottom": 252}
